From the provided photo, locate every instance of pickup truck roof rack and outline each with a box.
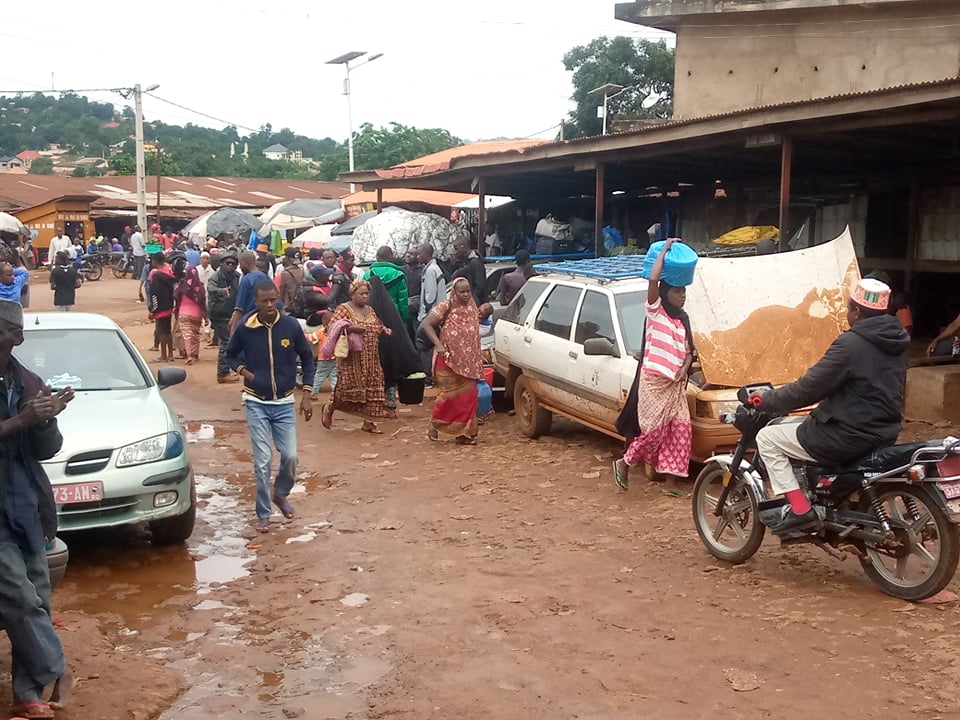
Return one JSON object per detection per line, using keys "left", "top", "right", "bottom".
{"left": 540, "top": 255, "right": 651, "bottom": 282}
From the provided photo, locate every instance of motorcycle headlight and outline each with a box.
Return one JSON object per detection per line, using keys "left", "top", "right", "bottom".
{"left": 116, "top": 432, "right": 184, "bottom": 467}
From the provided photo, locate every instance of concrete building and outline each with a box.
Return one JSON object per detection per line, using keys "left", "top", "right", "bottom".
{"left": 615, "top": 0, "right": 960, "bottom": 118}
{"left": 262, "top": 144, "right": 291, "bottom": 161}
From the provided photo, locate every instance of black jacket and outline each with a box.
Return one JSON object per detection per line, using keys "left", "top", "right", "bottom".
{"left": 760, "top": 314, "right": 910, "bottom": 465}
{"left": 207, "top": 267, "right": 239, "bottom": 320}
{"left": 367, "top": 275, "right": 422, "bottom": 384}
{"left": 0, "top": 359, "right": 62, "bottom": 539}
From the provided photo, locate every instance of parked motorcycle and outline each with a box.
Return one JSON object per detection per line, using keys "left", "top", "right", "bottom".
{"left": 692, "top": 383, "right": 960, "bottom": 600}
{"left": 110, "top": 252, "right": 135, "bottom": 279}
{"left": 76, "top": 253, "right": 103, "bottom": 282}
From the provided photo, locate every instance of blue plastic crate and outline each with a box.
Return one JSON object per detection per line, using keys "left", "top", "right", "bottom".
{"left": 541, "top": 255, "right": 651, "bottom": 282}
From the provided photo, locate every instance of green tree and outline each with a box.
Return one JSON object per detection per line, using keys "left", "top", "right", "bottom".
{"left": 109, "top": 154, "right": 136, "bottom": 175}
{"left": 563, "top": 36, "right": 675, "bottom": 138}
{"left": 316, "top": 122, "right": 461, "bottom": 180}
{"left": 29, "top": 157, "right": 54, "bottom": 175}
{"left": 72, "top": 166, "right": 87, "bottom": 177}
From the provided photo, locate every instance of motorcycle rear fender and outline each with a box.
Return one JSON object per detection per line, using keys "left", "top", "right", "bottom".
{"left": 703, "top": 453, "right": 766, "bottom": 499}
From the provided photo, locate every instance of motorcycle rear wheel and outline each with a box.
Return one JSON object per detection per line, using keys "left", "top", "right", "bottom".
{"left": 859, "top": 485, "right": 959, "bottom": 601}
{"left": 84, "top": 263, "right": 102, "bottom": 281}
{"left": 693, "top": 462, "right": 765, "bottom": 564}
{"left": 111, "top": 263, "right": 127, "bottom": 279}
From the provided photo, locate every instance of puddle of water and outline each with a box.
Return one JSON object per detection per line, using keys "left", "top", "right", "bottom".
{"left": 185, "top": 422, "right": 216, "bottom": 443}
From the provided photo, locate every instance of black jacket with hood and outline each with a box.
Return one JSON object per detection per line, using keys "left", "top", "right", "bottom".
{"left": 759, "top": 314, "right": 910, "bottom": 465}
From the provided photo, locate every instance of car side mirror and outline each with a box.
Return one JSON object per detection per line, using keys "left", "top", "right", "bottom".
{"left": 583, "top": 338, "right": 621, "bottom": 358}
{"left": 157, "top": 366, "right": 187, "bottom": 389}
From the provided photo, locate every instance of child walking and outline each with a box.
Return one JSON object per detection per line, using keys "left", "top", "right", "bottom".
{"left": 306, "top": 312, "right": 338, "bottom": 396}
{"left": 50, "top": 251, "right": 81, "bottom": 311}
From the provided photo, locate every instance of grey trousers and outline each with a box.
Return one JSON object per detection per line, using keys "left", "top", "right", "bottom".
{"left": 0, "top": 528, "right": 64, "bottom": 702}
{"left": 756, "top": 418, "right": 817, "bottom": 495}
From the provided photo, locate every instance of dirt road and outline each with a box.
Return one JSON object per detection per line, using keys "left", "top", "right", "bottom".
{"left": 7, "top": 271, "right": 960, "bottom": 720}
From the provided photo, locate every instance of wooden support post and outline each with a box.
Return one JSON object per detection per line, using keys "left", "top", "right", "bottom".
{"left": 594, "top": 162, "right": 605, "bottom": 257}
{"left": 905, "top": 176, "right": 919, "bottom": 291}
{"left": 376, "top": 187, "right": 383, "bottom": 214}
{"left": 778, "top": 137, "right": 792, "bottom": 251}
{"left": 477, "top": 177, "right": 486, "bottom": 260}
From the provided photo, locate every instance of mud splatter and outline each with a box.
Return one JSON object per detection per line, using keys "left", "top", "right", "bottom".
{"left": 696, "top": 287, "right": 850, "bottom": 387}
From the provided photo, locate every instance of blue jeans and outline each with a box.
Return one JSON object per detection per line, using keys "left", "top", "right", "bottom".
{"left": 0, "top": 523, "right": 64, "bottom": 703}
{"left": 245, "top": 400, "right": 298, "bottom": 519}
{"left": 311, "top": 359, "right": 338, "bottom": 395}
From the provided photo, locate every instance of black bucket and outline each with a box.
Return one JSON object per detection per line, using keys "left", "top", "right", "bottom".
{"left": 397, "top": 377, "right": 425, "bottom": 405}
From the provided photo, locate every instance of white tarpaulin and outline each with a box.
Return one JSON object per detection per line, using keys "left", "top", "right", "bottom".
{"left": 688, "top": 227, "right": 861, "bottom": 387}
{"left": 351, "top": 208, "right": 462, "bottom": 262}
{"left": 259, "top": 199, "right": 344, "bottom": 230}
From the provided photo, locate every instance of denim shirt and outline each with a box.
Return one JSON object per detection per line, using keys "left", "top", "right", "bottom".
{"left": 0, "top": 370, "right": 45, "bottom": 551}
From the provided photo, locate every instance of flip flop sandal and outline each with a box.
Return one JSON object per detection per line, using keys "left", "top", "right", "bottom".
{"left": 256, "top": 518, "right": 270, "bottom": 533}
{"left": 320, "top": 403, "right": 333, "bottom": 430}
{"left": 361, "top": 423, "right": 383, "bottom": 434}
{"left": 9, "top": 702, "right": 54, "bottom": 719}
{"left": 272, "top": 496, "right": 295, "bottom": 519}
{"left": 662, "top": 489, "right": 688, "bottom": 498}
{"left": 426, "top": 427, "right": 438, "bottom": 442}
{"left": 455, "top": 436, "right": 477, "bottom": 445}
{"left": 612, "top": 461, "right": 629, "bottom": 491}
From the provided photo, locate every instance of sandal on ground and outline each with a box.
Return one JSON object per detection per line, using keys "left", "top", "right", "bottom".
{"left": 455, "top": 435, "right": 477, "bottom": 446}
{"left": 272, "top": 495, "right": 295, "bottom": 519}
{"left": 361, "top": 422, "right": 383, "bottom": 434}
{"left": 662, "top": 488, "right": 688, "bottom": 498}
{"left": 426, "top": 426, "right": 438, "bottom": 442}
{"left": 612, "top": 460, "right": 629, "bottom": 491}
{"left": 320, "top": 403, "right": 333, "bottom": 430}
{"left": 9, "top": 702, "right": 54, "bottom": 719}
{"left": 256, "top": 518, "right": 270, "bottom": 533}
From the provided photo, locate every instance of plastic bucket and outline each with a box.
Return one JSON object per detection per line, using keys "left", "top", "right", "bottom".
{"left": 397, "top": 377, "right": 425, "bottom": 405}
{"left": 642, "top": 240, "right": 698, "bottom": 286}
{"left": 483, "top": 366, "right": 494, "bottom": 387}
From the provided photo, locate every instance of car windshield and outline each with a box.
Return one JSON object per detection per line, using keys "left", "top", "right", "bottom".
{"left": 16, "top": 329, "right": 149, "bottom": 391}
{"left": 615, "top": 291, "right": 648, "bottom": 357}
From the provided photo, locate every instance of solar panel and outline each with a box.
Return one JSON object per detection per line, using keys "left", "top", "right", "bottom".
{"left": 540, "top": 255, "right": 650, "bottom": 282}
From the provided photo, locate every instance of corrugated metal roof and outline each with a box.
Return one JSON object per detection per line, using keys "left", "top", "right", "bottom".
{"left": 560, "top": 76, "right": 960, "bottom": 145}
{"left": 0, "top": 175, "right": 350, "bottom": 213}
{"left": 373, "top": 140, "right": 546, "bottom": 180}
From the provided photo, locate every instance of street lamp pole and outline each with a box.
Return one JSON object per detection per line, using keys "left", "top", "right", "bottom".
{"left": 589, "top": 83, "right": 625, "bottom": 136}
{"left": 133, "top": 83, "right": 159, "bottom": 232}
{"left": 326, "top": 52, "right": 383, "bottom": 192}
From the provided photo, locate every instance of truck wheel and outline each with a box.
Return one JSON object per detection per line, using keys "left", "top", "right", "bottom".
{"left": 514, "top": 375, "right": 552, "bottom": 438}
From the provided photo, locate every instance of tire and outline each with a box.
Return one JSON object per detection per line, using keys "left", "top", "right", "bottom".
{"left": 112, "top": 263, "right": 127, "bottom": 279}
{"left": 149, "top": 483, "right": 196, "bottom": 545}
{"left": 513, "top": 374, "right": 552, "bottom": 438}
{"left": 859, "top": 485, "right": 960, "bottom": 601}
{"left": 84, "top": 263, "right": 102, "bottom": 281}
{"left": 692, "top": 462, "right": 765, "bottom": 564}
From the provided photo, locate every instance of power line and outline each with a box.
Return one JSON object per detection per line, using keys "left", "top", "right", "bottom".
{"left": 144, "top": 92, "right": 260, "bottom": 133}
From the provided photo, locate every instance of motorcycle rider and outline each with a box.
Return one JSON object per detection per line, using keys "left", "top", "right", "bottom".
{"left": 752, "top": 278, "right": 910, "bottom": 535}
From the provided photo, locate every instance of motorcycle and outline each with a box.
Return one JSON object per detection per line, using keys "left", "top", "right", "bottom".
{"left": 76, "top": 253, "right": 103, "bottom": 282}
{"left": 692, "top": 383, "right": 960, "bottom": 600}
{"left": 110, "top": 252, "right": 135, "bottom": 279}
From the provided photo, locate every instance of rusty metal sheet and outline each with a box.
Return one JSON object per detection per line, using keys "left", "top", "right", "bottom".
{"left": 688, "top": 228, "right": 860, "bottom": 388}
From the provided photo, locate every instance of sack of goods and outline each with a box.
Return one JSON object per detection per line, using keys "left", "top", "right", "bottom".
{"left": 535, "top": 214, "right": 573, "bottom": 241}
{"left": 642, "top": 240, "right": 699, "bottom": 286}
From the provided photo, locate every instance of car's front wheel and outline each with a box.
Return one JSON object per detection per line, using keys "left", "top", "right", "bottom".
{"left": 149, "top": 484, "right": 196, "bottom": 545}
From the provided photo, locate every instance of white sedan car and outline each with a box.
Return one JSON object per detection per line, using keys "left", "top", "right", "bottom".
{"left": 15, "top": 313, "right": 195, "bottom": 545}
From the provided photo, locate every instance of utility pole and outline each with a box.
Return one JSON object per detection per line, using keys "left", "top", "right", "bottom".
{"left": 134, "top": 84, "right": 147, "bottom": 232}
{"left": 133, "top": 83, "right": 159, "bottom": 232}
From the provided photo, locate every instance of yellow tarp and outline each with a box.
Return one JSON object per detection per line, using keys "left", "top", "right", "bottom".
{"left": 713, "top": 225, "right": 780, "bottom": 246}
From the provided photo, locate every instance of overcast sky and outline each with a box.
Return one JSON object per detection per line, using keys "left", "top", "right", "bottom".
{"left": 3, "top": 1, "right": 671, "bottom": 143}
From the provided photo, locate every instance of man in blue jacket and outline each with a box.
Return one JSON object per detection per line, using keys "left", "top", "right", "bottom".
{"left": 225, "top": 281, "right": 316, "bottom": 532}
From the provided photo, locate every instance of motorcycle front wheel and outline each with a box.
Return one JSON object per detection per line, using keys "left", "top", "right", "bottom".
{"left": 111, "top": 263, "right": 127, "bottom": 279}
{"left": 859, "top": 485, "right": 960, "bottom": 601}
{"left": 693, "top": 462, "right": 765, "bottom": 564}
{"left": 84, "top": 263, "right": 102, "bottom": 281}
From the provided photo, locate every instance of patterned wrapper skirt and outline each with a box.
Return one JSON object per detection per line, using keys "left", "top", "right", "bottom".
{"left": 431, "top": 355, "right": 479, "bottom": 438}
{"left": 623, "top": 370, "right": 692, "bottom": 477}
{"left": 179, "top": 314, "right": 202, "bottom": 359}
